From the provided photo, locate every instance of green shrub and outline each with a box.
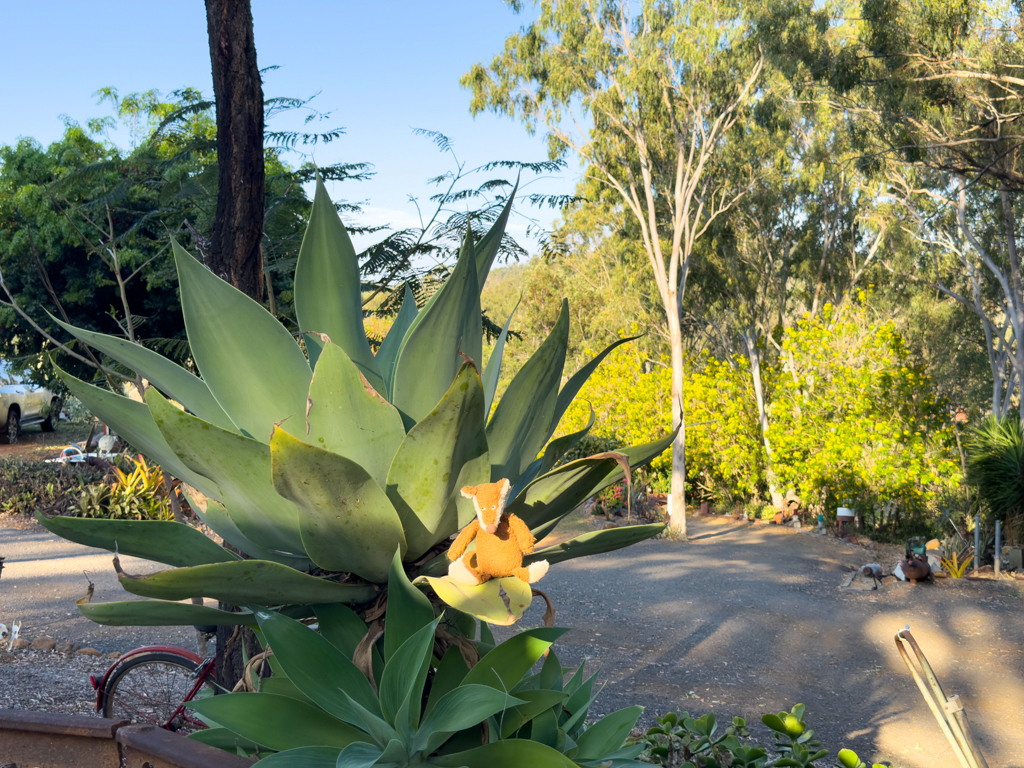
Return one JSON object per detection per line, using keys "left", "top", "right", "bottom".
{"left": 966, "top": 415, "right": 1024, "bottom": 544}
{"left": 637, "top": 705, "right": 889, "bottom": 767}
{"left": 0, "top": 458, "right": 103, "bottom": 515}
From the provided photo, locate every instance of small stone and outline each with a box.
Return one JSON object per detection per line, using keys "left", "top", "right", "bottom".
{"left": 106, "top": 651, "right": 122, "bottom": 659}
{"left": 603, "top": 522, "right": 618, "bottom": 530}
{"left": 10, "top": 638, "right": 30, "bottom": 650}
{"left": 76, "top": 647, "right": 103, "bottom": 657}
{"left": 29, "top": 637, "right": 57, "bottom": 652}
{"left": 56, "top": 641, "right": 77, "bottom": 655}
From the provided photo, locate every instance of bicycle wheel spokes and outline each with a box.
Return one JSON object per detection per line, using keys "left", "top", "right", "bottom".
{"left": 106, "top": 659, "right": 207, "bottom": 733}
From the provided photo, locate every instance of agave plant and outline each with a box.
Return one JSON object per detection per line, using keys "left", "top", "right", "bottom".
{"left": 38, "top": 178, "right": 669, "bottom": 626}
{"left": 185, "top": 554, "right": 646, "bottom": 767}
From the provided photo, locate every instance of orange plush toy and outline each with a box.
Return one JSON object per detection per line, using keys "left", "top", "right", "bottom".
{"left": 447, "top": 478, "right": 549, "bottom": 585}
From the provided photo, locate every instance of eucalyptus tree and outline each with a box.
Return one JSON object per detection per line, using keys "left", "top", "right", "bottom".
{"left": 828, "top": 0, "right": 1024, "bottom": 418}
{"left": 464, "top": 0, "right": 774, "bottom": 533}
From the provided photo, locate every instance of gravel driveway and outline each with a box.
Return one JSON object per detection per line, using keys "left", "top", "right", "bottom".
{"left": 1, "top": 516, "right": 1021, "bottom": 767}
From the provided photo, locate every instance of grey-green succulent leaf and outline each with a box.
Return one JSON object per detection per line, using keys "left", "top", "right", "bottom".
{"left": 574, "top": 706, "right": 644, "bottom": 762}
{"left": 52, "top": 361, "right": 219, "bottom": 499}
{"left": 270, "top": 427, "right": 407, "bottom": 582}
{"left": 481, "top": 296, "right": 520, "bottom": 417}
{"left": 306, "top": 342, "right": 405, "bottom": 489}
{"left": 486, "top": 300, "right": 569, "bottom": 481}
{"left": 524, "top": 525, "right": 665, "bottom": 567}
{"left": 48, "top": 313, "right": 237, "bottom": 432}
{"left": 391, "top": 229, "right": 482, "bottom": 428}
{"left": 294, "top": 176, "right": 384, "bottom": 394}
{"left": 548, "top": 335, "right": 642, "bottom": 442}
{"left": 473, "top": 181, "right": 517, "bottom": 286}
{"left": 254, "top": 608, "right": 383, "bottom": 724}
{"left": 416, "top": 684, "right": 525, "bottom": 755}
{"left": 147, "top": 389, "right": 306, "bottom": 557}
{"left": 79, "top": 599, "right": 258, "bottom": 627}
{"left": 376, "top": 285, "right": 419, "bottom": 399}
{"left": 462, "top": 628, "right": 567, "bottom": 692}
{"left": 34, "top": 512, "right": 238, "bottom": 568}
{"left": 187, "top": 693, "right": 366, "bottom": 752}
{"left": 182, "top": 492, "right": 310, "bottom": 569}
{"left": 384, "top": 550, "right": 435, "bottom": 661}
{"left": 539, "top": 406, "right": 595, "bottom": 476}
{"left": 507, "top": 452, "right": 630, "bottom": 533}
{"left": 172, "top": 240, "right": 311, "bottom": 440}
{"left": 386, "top": 361, "right": 490, "bottom": 559}
{"left": 379, "top": 618, "right": 439, "bottom": 728}
{"left": 429, "top": 739, "right": 579, "bottom": 768}
{"left": 116, "top": 559, "right": 376, "bottom": 606}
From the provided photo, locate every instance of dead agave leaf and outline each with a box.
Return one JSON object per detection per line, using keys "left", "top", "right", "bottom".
{"left": 353, "top": 619, "right": 384, "bottom": 693}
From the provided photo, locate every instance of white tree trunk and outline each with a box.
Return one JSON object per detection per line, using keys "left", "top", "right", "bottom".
{"left": 743, "top": 331, "right": 783, "bottom": 508}
{"left": 667, "top": 304, "right": 687, "bottom": 536}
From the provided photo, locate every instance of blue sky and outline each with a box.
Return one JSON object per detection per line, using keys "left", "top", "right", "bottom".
{"left": 0, "top": 0, "right": 573, "bottom": 252}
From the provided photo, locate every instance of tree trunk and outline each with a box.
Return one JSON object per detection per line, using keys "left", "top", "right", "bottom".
{"left": 205, "top": 0, "right": 265, "bottom": 302}
{"left": 666, "top": 293, "right": 687, "bottom": 536}
{"left": 743, "top": 330, "right": 783, "bottom": 508}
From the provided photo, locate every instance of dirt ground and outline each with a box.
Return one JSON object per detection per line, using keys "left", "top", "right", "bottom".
{"left": 519, "top": 514, "right": 1024, "bottom": 768}
{"left": 1, "top": 511, "right": 1021, "bottom": 767}
{"left": 0, "top": 422, "right": 94, "bottom": 462}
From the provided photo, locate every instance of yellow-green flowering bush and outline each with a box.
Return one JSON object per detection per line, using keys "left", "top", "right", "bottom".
{"left": 767, "top": 304, "right": 960, "bottom": 525}
{"left": 554, "top": 342, "right": 765, "bottom": 497}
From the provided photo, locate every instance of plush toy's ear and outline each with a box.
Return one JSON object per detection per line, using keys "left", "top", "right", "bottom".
{"left": 461, "top": 485, "right": 478, "bottom": 500}
{"left": 497, "top": 478, "right": 512, "bottom": 509}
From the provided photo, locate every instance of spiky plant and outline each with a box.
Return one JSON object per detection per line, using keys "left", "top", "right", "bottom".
{"left": 38, "top": 179, "right": 669, "bottom": 627}
{"left": 966, "top": 415, "right": 1024, "bottom": 542}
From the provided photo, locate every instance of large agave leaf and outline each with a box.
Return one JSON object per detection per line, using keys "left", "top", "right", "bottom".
{"left": 147, "top": 390, "right": 306, "bottom": 557}
{"left": 172, "top": 240, "right": 311, "bottom": 440}
{"left": 34, "top": 512, "right": 237, "bottom": 568}
{"left": 228, "top": 747, "right": 340, "bottom": 768}
{"left": 79, "top": 599, "right": 258, "bottom": 627}
{"left": 294, "top": 177, "right": 384, "bottom": 393}
{"left": 524, "top": 525, "right": 664, "bottom": 566}
{"left": 548, "top": 335, "right": 641, "bottom": 441}
{"left": 463, "top": 628, "right": 567, "bottom": 691}
{"left": 386, "top": 362, "right": 489, "bottom": 558}
{"left": 508, "top": 453, "right": 629, "bottom": 532}
{"left": 391, "top": 231, "right": 482, "bottom": 427}
{"left": 51, "top": 362, "right": 219, "bottom": 499}
{"left": 573, "top": 706, "right": 644, "bottom": 762}
{"left": 306, "top": 342, "right": 405, "bottom": 489}
{"left": 384, "top": 551, "right": 435, "bottom": 661}
{"left": 431, "top": 735, "right": 578, "bottom": 767}
{"left": 416, "top": 576, "right": 532, "bottom": 626}
{"left": 255, "top": 609, "right": 383, "bottom": 725}
{"left": 540, "top": 406, "right": 595, "bottom": 475}
{"left": 182, "top": 491, "right": 310, "bottom": 568}
{"left": 474, "top": 183, "right": 517, "bottom": 286}
{"left": 379, "top": 619, "right": 438, "bottom": 727}
{"left": 415, "top": 685, "right": 526, "bottom": 755}
{"left": 187, "top": 693, "right": 366, "bottom": 752}
{"left": 116, "top": 560, "right": 376, "bottom": 606}
{"left": 376, "top": 285, "right": 418, "bottom": 398}
{"left": 481, "top": 297, "right": 520, "bottom": 417}
{"left": 49, "top": 315, "right": 237, "bottom": 432}
{"left": 486, "top": 300, "right": 569, "bottom": 482}
{"left": 587, "top": 429, "right": 679, "bottom": 498}
{"left": 270, "top": 427, "right": 407, "bottom": 582}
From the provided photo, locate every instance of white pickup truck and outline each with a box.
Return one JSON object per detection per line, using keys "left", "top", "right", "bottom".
{"left": 1, "top": 361, "right": 59, "bottom": 444}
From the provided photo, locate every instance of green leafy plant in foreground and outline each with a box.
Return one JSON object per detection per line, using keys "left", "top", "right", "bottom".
{"left": 637, "top": 706, "right": 889, "bottom": 767}
{"left": 36, "top": 177, "right": 669, "bottom": 628}
{"left": 188, "top": 554, "right": 645, "bottom": 767}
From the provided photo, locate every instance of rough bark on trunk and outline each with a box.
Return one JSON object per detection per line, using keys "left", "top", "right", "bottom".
{"left": 666, "top": 296, "right": 687, "bottom": 536}
{"left": 205, "top": 0, "right": 265, "bottom": 302}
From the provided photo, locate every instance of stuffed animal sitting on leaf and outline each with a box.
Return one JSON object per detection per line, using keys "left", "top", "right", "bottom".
{"left": 447, "top": 478, "right": 549, "bottom": 586}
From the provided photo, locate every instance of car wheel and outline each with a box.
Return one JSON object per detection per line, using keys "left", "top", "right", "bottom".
{"left": 5, "top": 408, "right": 19, "bottom": 445}
{"left": 41, "top": 398, "right": 60, "bottom": 432}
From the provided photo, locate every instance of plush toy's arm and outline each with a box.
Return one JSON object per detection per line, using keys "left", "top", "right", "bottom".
{"left": 507, "top": 514, "right": 536, "bottom": 554}
{"left": 447, "top": 519, "right": 480, "bottom": 560}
